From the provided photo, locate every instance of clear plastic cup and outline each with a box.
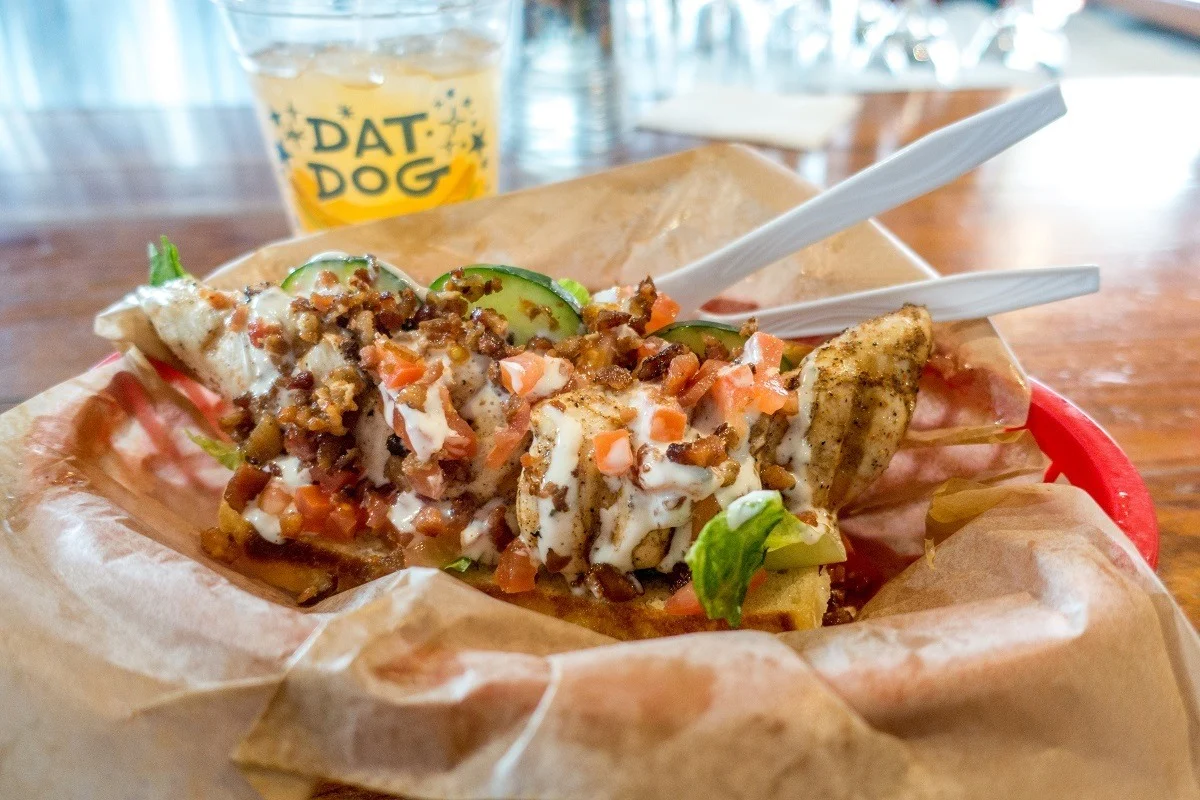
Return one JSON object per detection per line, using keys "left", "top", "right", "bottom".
{"left": 214, "top": 0, "right": 513, "bottom": 232}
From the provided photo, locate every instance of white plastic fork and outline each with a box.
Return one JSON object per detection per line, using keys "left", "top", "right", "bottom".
{"left": 655, "top": 84, "right": 1068, "bottom": 314}
{"left": 700, "top": 265, "right": 1100, "bottom": 338}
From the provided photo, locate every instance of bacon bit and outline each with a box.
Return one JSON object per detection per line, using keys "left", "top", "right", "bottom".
{"left": 593, "top": 429, "right": 634, "bottom": 476}
{"left": 438, "top": 385, "right": 478, "bottom": 459}
{"left": 258, "top": 481, "right": 292, "bottom": 515}
{"left": 247, "top": 319, "right": 280, "bottom": 349}
{"left": 649, "top": 407, "right": 688, "bottom": 443}
{"left": 711, "top": 364, "right": 755, "bottom": 419}
{"left": 664, "top": 569, "right": 768, "bottom": 617}
{"left": 678, "top": 359, "right": 727, "bottom": 408}
{"left": 487, "top": 399, "right": 531, "bottom": 469}
{"left": 495, "top": 539, "right": 539, "bottom": 593}
{"left": 228, "top": 305, "right": 249, "bottom": 332}
{"left": 280, "top": 511, "right": 303, "bottom": 539}
{"left": 760, "top": 463, "right": 797, "bottom": 490}
{"left": 324, "top": 500, "right": 359, "bottom": 540}
{"left": 585, "top": 564, "right": 642, "bottom": 601}
{"left": 742, "top": 331, "right": 785, "bottom": 369}
{"left": 753, "top": 373, "right": 790, "bottom": 414}
{"left": 224, "top": 464, "right": 271, "bottom": 512}
{"left": 645, "top": 292, "right": 680, "bottom": 334}
{"left": 402, "top": 456, "right": 446, "bottom": 500}
{"left": 310, "top": 293, "right": 334, "bottom": 313}
{"left": 294, "top": 485, "right": 333, "bottom": 531}
{"left": 662, "top": 352, "right": 700, "bottom": 396}
{"left": 666, "top": 434, "right": 726, "bottom": 467}
{"left": 499, "top": 351, "right": 546, "bottom": 397}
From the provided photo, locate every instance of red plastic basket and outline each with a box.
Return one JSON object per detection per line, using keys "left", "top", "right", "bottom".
{"left": 95, "top": 354, "right": 1159, "bottom": 567}
{"left": 1024, "top": 379, "right": 1159, "bottom": 567}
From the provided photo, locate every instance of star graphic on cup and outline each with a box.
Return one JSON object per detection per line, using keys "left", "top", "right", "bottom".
{"left": 470, "top": 131, "right": 486, "bottom": 153}
{"left": 286, "top": 128, "right": 303, "bottom": 142}
{"left": 269, "top": 109, "right": 282, "bottom": 126}
{"left": 286, "top": 102, "right": 298, "bottom": 120}
{"left": 339, "top": 105, "right": 354, "bottom": 119}
{"left": 275, "top": 142, "right": 291, "bottom": 164}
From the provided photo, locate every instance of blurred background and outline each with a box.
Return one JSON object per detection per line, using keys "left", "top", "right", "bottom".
{"left": 1, "top": 0, "right": 1197, "bottom": 226}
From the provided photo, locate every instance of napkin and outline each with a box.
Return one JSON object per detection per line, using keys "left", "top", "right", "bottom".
{"left": 637, "top": 85, "right": 863, "bottom": 149}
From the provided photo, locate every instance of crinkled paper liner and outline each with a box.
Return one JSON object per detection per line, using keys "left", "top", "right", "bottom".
{"left": 0, "top": 144, "right": 1192, "bottom": 799}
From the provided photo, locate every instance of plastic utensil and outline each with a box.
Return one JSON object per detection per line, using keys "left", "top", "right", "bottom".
{"left": 656, "top": 83, "right": 1067, "bottom": 313}
{"left": 701, "top": 265, "right": 1099, "bottom": 337}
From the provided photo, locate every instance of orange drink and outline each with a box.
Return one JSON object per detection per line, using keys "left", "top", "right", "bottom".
{"left": 215, "top": 1, "right": 512, "bottom": 232}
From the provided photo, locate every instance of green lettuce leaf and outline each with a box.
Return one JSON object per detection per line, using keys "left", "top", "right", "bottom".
{"left": 685, "top": 490, "right": 787, "bottom": 627}
{"left": 186, "top": 431, "right": 242, "bottom": 470}
{"left": 443, "top": 556, "right": 473, "bottom": 572}
{"left": 147, "top": 235, "right": 190, "bottom": 286}
{"left": 555, "top": 278, "right": 590, "bottom": 307}
{"left": 762, "top": 511, "right": 847, "bottom": 570}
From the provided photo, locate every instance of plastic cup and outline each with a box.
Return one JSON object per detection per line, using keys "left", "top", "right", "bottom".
{"left": 213, "top": 0, "right": 513, "bottom": 232}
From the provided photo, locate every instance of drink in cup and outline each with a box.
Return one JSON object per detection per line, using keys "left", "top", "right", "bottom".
{"left": 215, "top": 0, "right": 512, "bottom": 232}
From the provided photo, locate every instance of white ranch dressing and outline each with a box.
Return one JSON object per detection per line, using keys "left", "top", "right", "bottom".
{"left": 460, "top": 499, "right": 506, "bottom": 565}
{"left": 536, "top": 405, "right": 583, "bottom": 566}
{"left": 354, "top": 404, "right": 393, "bottom": 486}
{"left": 393, "top": 381, "right": 453, "bottom": 462}
{"left": 778, "top": 357, "right": 819, "bottom": 512}
{"left": 657, "top": 523, "right": 694, "bottom": 572}
{"left": 273, "top": 455, "right": 312, "bottom": 489}
{"left": 387, "top": 491, "right": 426, "bottom": 534}
{"left": 243, "top": 501, "right": 284, "bottom": 544}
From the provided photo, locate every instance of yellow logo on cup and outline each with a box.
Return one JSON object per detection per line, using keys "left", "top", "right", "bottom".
{"left": 254, "top": 68, "right": 499, "bottom": 231}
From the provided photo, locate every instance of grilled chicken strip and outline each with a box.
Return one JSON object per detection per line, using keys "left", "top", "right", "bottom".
{"left": 764, "top": 304, "right": 934, "bottom": 522}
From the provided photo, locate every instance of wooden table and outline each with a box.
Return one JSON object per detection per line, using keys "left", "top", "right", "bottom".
{"left": 1, "top": 77, "right": 1197, "bottom": 619}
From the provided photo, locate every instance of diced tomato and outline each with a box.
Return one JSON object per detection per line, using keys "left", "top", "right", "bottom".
{"left": 499, "top": 351, "right": 546, "bottom": 397}
{"left": 593, "top": 429, "right": 634, "bottom": 476}
{"left": 438, "top": 385, "right": 478, "bottom": 459}
{"left": 247, "top": 319, "right": 280, "bottom": 348}
{"left": 403, "top": 458, "right": 446, "bottom": 500}
{"left": 752, "top": 373, "right": 790, "bottom": 414}
{"left": 677, "top": 359, "right": 727, "bottom": 408}
{"left": 364, "top": 492, "right": 394, "bottom": 531}
{"left": 312, "top": 466, "right": 358, "bottom": 494}
{"left": 645, "top": 292, "right": 680, "bottom": 334}
{"left": 648, "top": 407, "right": 688, "bottom": 442}
{"left": 742, "top": 331, "right": 785, "bottom": 369}
{"left": 487, "top": 399, "right": 531, "bottom": 469}
{"left": 258, "top": 481, "right": 292, "bottom": 515}
{"left": 294, "top": 485, "right": 333, "bottom": 531}
{"left": 664, "top": 570, "right": 768, "bottom": 617}
{"left": 636, "top": 338, "right": 666, "bottom": 363}
{"left": 711, "top": 364, "right": 755, "bottom": 419}
{"left": 495, "top": 539, "right": 539, "bottom": 594}
{"left": 323, "top": 500, "right": 360, "bottom": 540}
{"left": 662, "top": 352, "right": 700, "bottom": 396}
{"left": 383, "top": 359, "right": 426, "bottom": 390}
{"left": 663, "top": 581, "right": 703, "bottom": 616}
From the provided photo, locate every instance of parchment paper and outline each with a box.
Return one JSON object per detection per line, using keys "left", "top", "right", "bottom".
{"left": 0, "top": 144, "right": 1192, "bottom": 799}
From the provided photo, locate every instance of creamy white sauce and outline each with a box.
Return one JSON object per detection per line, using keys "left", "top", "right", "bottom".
{"left": 536, "top": 405, "right": 583, "bottom": 567}
{"left": 779, "top": 357, "right": 819, "bottom": 512}
{"left": 273, "top": 455, "right": 312, "bottom": 489}
{"left": 726, "top": 489, "right": 775, "bottom": 529}
{"left": 298, "top": 336, "right": 350, "bottom": 381}
{"left": 527, "top": 356, "right": 572, "bottom": 400}
{"left": 387, "top": 491, "right": 426, "bottom": 534}
{"left": 394, "top": 381, "right": 452, "bottom": 462}
{"left": 657, "top": 523, "right": 694, "bottom": 572}
{"left": 249, "top": 287, "right": 294, "bottom": 328}
{"left": 460, "top": 498, "right": 506, "bottom": 565}
{"left": 715, "top": 453, "right": 762, "bottom": 508}
{"left": 591, "top": 482, "right": 692, "bottom": 573}
{"left": 243, "top": 501, "right": 284, "bottom": 544}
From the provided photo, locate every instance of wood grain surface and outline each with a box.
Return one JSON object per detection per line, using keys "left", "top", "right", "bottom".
{"left": 0, "top": 77, "right": 1196, "bottom": 620}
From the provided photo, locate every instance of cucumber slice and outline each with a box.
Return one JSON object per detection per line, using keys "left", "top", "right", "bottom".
{"left": 428, "top": 265, "right": 583, "bottom": 344}
{"left": 656, "top": 321, "right": 746, "bottom": 359}
{"left": 281, "top": 254, "right": 413, "bottom": 295}
{"left": 658, "top": 321, "right": 800, "bottom": 370}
